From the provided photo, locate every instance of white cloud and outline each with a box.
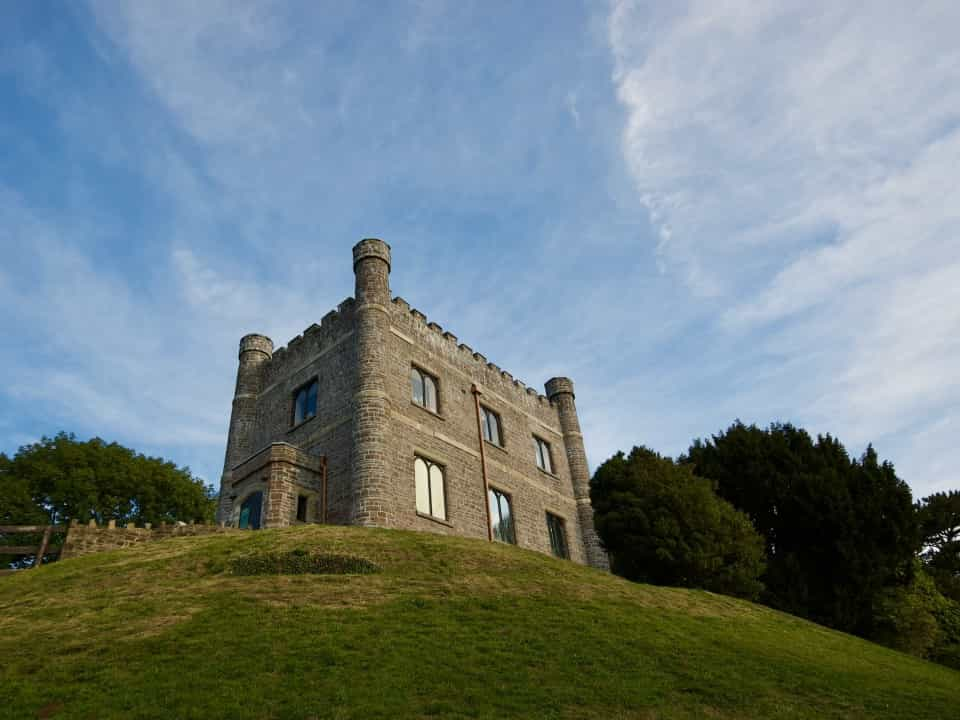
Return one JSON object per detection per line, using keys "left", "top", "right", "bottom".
{"left": 608, "top": 0, "right": 960, "bottom": 493}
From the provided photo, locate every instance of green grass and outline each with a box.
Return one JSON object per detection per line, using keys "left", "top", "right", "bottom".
{"left": 1, "top": 526, "right": 957, "bottom": 719}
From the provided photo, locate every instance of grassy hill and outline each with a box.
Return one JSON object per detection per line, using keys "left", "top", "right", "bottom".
{"left": 1, "top": 526, "right": 957, "bottom": 720}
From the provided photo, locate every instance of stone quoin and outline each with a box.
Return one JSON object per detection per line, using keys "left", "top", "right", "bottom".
{"left": 217, "top": 239, "right": 609, "bottom": 569}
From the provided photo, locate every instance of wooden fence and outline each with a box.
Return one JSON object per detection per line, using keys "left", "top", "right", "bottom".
{"left": 0, "top": 525, "right": 64, "bottom": 575}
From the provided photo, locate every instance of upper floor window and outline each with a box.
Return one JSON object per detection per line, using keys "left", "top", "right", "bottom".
{"left": 414, "top": 456, "right": 446, "bottom": 520}
{"left": 533, "top": 436, "right": 553, "bottom": 474}
{"left": 411, "top": 366, "right": 438, "bottom": 413}
{"left": 488, "top": 487, "right": 516, "bottom": 544}
{"left": 546, "top": 512, "right": 569, "bottom": 559}
{"left": 293, "top": 379, "right": 318, "bottom": 426}
{"left": 480, "top": 406, "right": 502, "bottom": 446}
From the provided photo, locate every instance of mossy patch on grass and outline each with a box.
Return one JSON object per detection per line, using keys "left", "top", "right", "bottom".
{"left": 228, "top": 548, "right": 380, "bottom": 576}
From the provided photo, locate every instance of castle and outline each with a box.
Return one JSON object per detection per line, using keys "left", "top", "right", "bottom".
{"left": 217, "top": 239, "right": 609, "bottom": 569}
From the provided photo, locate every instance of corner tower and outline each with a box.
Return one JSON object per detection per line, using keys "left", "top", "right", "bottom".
{"left": 218, "top": 333, "right": 273, "bottom": 522}
{"left": 351, "top": 239, "right": 392, "bottom": 526}
{"left": 545, "top": 377, "right": 610, "bottom": 570}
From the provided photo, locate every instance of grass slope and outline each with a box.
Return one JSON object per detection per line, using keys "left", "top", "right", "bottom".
{"left": 1, "top": 526, "right": 957, "bottom": 720}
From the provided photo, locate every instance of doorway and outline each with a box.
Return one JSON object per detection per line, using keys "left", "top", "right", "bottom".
{"left": 238, "top": 491, "right": 263, "bottom": 530}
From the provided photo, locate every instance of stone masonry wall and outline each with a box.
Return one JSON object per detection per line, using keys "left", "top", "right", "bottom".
{"left": 60, "top": 521, "right": 233, "bottom": 560}
{"left": 244, "top": 301, "right": 357, "bottom": 525}
{"left": 383, "top": 297, "right": 590, "bottom": 565}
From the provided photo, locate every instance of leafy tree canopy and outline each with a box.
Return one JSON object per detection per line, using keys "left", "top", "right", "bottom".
{"left": 591, "top": 446, "right": 766, "bottom": 600}
{"left": 685, "top": 421, "right": 917, "bottom": 635}
{"left": 0, "top": 432, "right": 215, "bottom": 527}
{"left": 917, "top": 490, "right": 960, "bottom": 602}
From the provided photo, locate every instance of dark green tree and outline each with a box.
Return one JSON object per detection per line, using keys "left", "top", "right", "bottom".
{"left": 685, "top": 422, "right": 917, "bottom": 635}
{"left": 0, "top": 432, "right": 216, "bottom": 527}
{"left": 591, "top": 446, "right": 766, "bottom": 599}
{"left": 917, "top": 490, "right": 960, "bottom": 602}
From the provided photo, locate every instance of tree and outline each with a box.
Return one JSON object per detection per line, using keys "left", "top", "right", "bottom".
{"left": 0, "top": 432, "right": 216, "bottom": 527}
{"left": 917, "top": 490, "right": 960, "bottom": 602}
{"left": 591, "top": 446, "right": 766, "bottom": 599}
{"left": 685, "top": 422, "right": 917, "bottom": 635}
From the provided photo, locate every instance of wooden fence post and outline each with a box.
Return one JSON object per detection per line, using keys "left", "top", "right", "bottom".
{"left": 34, "top": 526, "right": 52, "bottom": 570}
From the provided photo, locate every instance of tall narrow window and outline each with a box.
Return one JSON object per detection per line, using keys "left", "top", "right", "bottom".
{"left": 293, "top": 379, "right": 318, "bottom": 426}
{"left": 414, "top": 456, "right": 446, "bottom": 520}
{"left": 296, "top": 495, "right": 308, "bottom": 522}
{"left": 533, "top": 436, "right": 553, "bottom": 473}
{"left": 546, "top": 512, "right": 569, "bottom": 559}
{"left": 488, "top": 487, "right": 516, "bottom": 544}
{"left": 411, "top": 366, "right": 438, "bottom": 413}
{"left": 480, "top": 406, "right": 502, "bottom": 447}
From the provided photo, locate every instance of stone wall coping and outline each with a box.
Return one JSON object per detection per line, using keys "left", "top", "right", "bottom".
{"left": 231, "top": 441, "right": 326, "bottom": 479}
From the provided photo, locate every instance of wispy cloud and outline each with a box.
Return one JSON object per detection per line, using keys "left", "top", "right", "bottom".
{"left": 608, "top": 0, "right": 960, "bottom": 492}
{"left": 1, "top": 1, "right": 956, "bottom": 501}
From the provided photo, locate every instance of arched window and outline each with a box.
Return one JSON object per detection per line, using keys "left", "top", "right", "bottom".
{"left": 414, "top": 456, "right": 446, "bottom": 520}
{"left": 533, "top": 436, "right": 553, "bottom": 474}
{"left": 480, "top": 406, "right": 502, "bottom": 446}
{"left": 411, "top": 366, "right": 438, "bottom": 413}
{"left": 488, "top": 487, "right": 515, "bottom": 544}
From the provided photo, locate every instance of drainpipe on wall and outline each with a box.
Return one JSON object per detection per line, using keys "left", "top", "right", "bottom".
{"left": 471, "top": 384, "right": 493, "bottom": 542}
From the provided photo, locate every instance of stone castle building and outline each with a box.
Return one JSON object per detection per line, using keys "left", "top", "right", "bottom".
{"left": 217, "top": 239, "right": 608, "bottom": 569}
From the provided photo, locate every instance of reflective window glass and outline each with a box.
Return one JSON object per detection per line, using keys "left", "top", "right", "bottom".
{"left": 534, "top": 437, "right": 553, "bottom": 473}
{"left": 429, "top": 464, "right": 446, "bottom": 520}
{"left": 415, "top": 457, "right": 430, "bottom": 515}
{"left": 412, "top": 367, "right": 438, "bottom": 412}
{"left": 415, "top": 456, "right": 446, "bottom": 520}
{"left": 411, "top": 367, "right": 425, "bottom": 406}
{"left": 488, "top": 488, "right": 516, "bottom": 544}
{"left": 424, "top": 374, "right": 437, "bottom": 412}
{"left": 482, "top": 407, "right": 501, "bottom": 446}
{"left": 546, "top": 513, "right": 568, "bottom": 559}
{"left": 293, "top": 379, "right": 318, "bottom": 425}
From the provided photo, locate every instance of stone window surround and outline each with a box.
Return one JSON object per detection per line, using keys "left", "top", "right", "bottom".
{"left": 533, "top": 434, "right": 555, "bottom": 476}
{"left": 413, "top": 450, "right": 449, "bottom": 524}
{"left": 479, "top": 404, "right": 504, "bottom": 449}
{"left": 488, "top": 484, "right": 517, "bottom": 545}
{"left": 545, "top": 510, "right": 570, "bottom": 560}
{"left": 411, "top": 363, "right": 441, "bottom": 414}
{"left": 290, "top": 375, "right": 320, "bottom": 428}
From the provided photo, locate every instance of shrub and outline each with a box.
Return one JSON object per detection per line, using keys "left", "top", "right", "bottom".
{"left": 229, "top": 548, "right": 380, "bottom": 576}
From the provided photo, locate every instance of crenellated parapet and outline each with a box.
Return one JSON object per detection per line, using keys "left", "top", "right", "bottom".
{"left": 264, "top": 300, "right": 357, "bottom": 387}
{"left": 389, "top": 296, "right": 552, "bottom": 410}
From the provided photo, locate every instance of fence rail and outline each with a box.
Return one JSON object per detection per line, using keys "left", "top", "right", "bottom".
{"left": 0, "top": 525, "right": 65, "bottom": 575}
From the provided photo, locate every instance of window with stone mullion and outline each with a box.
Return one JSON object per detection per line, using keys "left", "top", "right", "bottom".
{"left": 481, "top": 406, "right": 502, "bottom": 446}
{"left": 414, "top": 456, "right": 446, "bottom": 520}
{"left": 411, "top": 366, "right": 438, "bottom": 412}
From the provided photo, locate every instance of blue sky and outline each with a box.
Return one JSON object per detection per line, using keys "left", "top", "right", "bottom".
{"left": 1, "top": 1, "right": 957, "bottom": 499}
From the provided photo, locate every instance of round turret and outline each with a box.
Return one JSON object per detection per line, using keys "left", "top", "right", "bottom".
{"left": 239, "top": 333, "right": 274, "bottom": 359}
{"left": 545, "top": 376, "right": 575, "bottom": 400}
{"left": 352, "top": 238, "right": 391, "bottom": 272}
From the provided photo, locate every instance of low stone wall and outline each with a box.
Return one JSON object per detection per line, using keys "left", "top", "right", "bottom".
{"left": 60, "top": 520, "right": 234, "bottom": 559}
